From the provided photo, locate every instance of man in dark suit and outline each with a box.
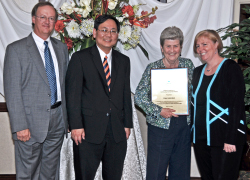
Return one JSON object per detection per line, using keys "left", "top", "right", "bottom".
{"left": 4, "top": 2, "right": 68, "bottom": 179}
{"left": 66, "top": 15, "right": 133, "bottom": 180}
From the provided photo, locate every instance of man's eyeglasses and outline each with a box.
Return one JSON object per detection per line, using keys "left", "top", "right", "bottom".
{"left": 35, "top": 15, "right": 56, "bottom": 23}
{"left": 98, "top": 29, "right": 118, "bottom": 36}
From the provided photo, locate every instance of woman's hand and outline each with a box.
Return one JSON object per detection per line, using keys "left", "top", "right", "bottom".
{"left": 160, "top": 108, "right": 179, "bottom": 119}
{"left": 223, "top": 143, "right": 236, "bottom": 153}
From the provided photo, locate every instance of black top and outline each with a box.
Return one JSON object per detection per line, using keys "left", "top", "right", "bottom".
{"left": 191, "top": 59, "right": 246, "bottom": 146}
{"left": 196, "top": 74, "right": 214, "bottom": 145}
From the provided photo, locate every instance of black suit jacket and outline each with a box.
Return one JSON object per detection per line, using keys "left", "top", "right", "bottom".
{"left": 66, "top": 45, "right": 133, "bottom": 144}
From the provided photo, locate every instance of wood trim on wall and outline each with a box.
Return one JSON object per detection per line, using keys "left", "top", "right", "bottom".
{"left": 0, "top": 103, "right": 8, "bottom": 112}
{"left": 0, "top": 175, "right": 16, "bottom": 180}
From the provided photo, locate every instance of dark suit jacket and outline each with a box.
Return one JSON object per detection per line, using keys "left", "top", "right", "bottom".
{"left": 66, "top": 45, "right": 133, "bottom": 144}
{"left": 4, "top": 33, "right": 68, "bottom": 142}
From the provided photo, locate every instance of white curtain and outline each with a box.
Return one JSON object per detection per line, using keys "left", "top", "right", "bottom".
{"left": 0, "top": 0, "right": 233, "bottom": 95}
{"left": 116, "top": 0, "right": 234, "bottom": 92}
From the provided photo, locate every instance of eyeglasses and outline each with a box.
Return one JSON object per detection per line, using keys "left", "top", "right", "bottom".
{"left": 98, "top": 29, "right": 118, "bottom": 36}
{"left": 35, "top": 15, "right": 56, "bottom": 23}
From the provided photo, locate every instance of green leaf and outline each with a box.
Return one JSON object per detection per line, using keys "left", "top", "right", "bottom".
{"left": 59, "top": 33, "right": 65, "bottom": 43}
{"left": 81, "top": 37, "right": 96, "bottom": 49}
{"left": 74, "top": 42, "right": 82, "bottom": 52}
{"left": 137, "top": 43, "right": 149, "bottom": 59}
{"left": 240, "top": 27, "right": 247, "bottom": 31}
{"left": 246, "top": 84, "right": 250, "bottom": 92}
{"left": 244, "top": 36, "right": 250, "bottom": 40}
{"left": 64, "top": 28, "right": 68, "bottom": 37}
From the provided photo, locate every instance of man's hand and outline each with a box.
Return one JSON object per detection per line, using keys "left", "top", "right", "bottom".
{"left": 160, "top": 108, "right": 179, "bottom": 119}
{"left": 71, "top": 128, "right": 85, "bottom": 145}
{"left": 17, "top": 129, "right": 31, "bottom": 142}
{"left": 125, "top": 128, "right": 130, "bottom": 139}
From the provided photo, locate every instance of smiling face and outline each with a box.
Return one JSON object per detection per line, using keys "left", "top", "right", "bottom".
{"left": 195, "top": 36, "right": 218, "bottom": 63}
{"left": 161, "top": 39, "right": 181, "bottom": 62}
{"left": 32, "top": 5, "right": 56, "bottom": 40}
{"left": 93, "top": 19, "right": 118, "bottom": 54}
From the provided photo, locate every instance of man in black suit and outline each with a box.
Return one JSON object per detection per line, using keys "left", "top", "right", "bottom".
{"left": 65, "top": 15, "right": 133, "bottom": 180}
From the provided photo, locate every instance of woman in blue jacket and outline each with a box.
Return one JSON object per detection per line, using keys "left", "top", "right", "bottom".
{"left": 191, "top": 29, "right": 246, "bottom": 180}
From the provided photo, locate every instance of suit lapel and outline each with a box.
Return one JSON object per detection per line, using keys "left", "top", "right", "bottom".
{"left": 27, "top": 34, "right": 49, "bottom": 86}
{"left": 110, "top": 50, "right": 119, "bottom": 92}
{"left": 51, "top": 38, "right": 63, "bottom": 87}
{"left": 91, "top": 45, "right": 109, "bottom": 94}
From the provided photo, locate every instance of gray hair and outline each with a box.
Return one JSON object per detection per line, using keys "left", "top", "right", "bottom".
{"left": 160, "top": 26, "right": 184, "bottom": 47}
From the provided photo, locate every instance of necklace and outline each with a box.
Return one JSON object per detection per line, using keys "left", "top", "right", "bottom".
{"left": 206, "top": 61, "right": 221, "bottom": 72}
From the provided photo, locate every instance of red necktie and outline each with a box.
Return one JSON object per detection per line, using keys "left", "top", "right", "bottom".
{"left": 103, "top": 55, "right": 111, "bottom": 91}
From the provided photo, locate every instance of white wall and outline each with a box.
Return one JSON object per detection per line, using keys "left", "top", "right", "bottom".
{"left": 0, "top": 112, "right": 15, "bottom": 174}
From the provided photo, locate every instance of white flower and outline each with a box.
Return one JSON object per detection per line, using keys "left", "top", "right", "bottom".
{"left": 128, "top": 26, "right": 141, "bottom": 47}
{"left": 123, "top": 13, "right": 129, "bottom": 18}
{"left": 73, "top": 8, "right": 80, "bottom": 13}
{"left": 80, "top": 0, "right": 91, "bottom": 6}
{"left": 108, "top": 0, "right": 118, "bottom": 10}
{"left": 81, "top": 6, "right": 92, "bottom": 18}
{"left": 123, "top": 43, "right": 132, "bottom": 50}
{"left": 79, "top": 0, "right": 92, "bottom": 18}
{"left": 61, "top": 2, "right": 74, "bottom": 15}
{"left": 80, "top": 19, "right": 94, "bottom": 37}
{"left": 123, "top": 20, "right": 131, "bottom": 26}
{"left": 66, "top": 20, "right": 81, "bottom": 38}
{"left": 118, "top": 25, "right": 132, "bottom": 43}
{"left": 61, "top": 2, "right": 69, "bottom": 11}
{"left": 119, "top": 2, "right": 128, "bottom": 8}
{"left": 133, "top": 5, "right": 139, "bottom": 14}
{"left": 116, "top": 17, "right": 124, "bottom": 22}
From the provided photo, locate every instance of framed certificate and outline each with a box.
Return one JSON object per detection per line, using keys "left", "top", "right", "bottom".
{"left": 151, "top": 68, "right": 189, "bottom": 115}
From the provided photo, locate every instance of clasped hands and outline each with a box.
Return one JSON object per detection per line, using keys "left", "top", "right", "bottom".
{"left": 160, "top": 108, "right": 178, "bottom": 119}
{"left": 71, "top": 128, "right": 131, "bottom": 145}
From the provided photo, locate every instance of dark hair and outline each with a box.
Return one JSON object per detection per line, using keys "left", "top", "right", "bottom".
{"left": 193, "top": 29, "right": 223, "bottom": 54}
{"left": 31, "top": 2, "right": 58, "bottom": 28}
{"left": 94, "top": 15, "right": 120, "bottom": 33}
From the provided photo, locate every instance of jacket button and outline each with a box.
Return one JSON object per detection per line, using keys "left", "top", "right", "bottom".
{"left": 48, "top": 94, "right": 50, "bottom": 97}
{"left": 106, "top": 113, "right": 109, "bottom": 116}
{"left": 47, "top": 109, "right": 50, "bottom": 112}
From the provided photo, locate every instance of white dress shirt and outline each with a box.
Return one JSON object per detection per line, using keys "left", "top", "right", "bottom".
{"left": 32, "top": 32, "right": 61, "bottom": 102}
{"left": 96, "top": 45, "right": 112, "bottom": 76}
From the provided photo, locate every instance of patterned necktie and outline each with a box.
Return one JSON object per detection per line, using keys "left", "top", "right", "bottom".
{"left": 103, "top": 55, "right": 111, "bottom": 91}
{"left": 44, "top": 41, "right": 57, "bottom": 105}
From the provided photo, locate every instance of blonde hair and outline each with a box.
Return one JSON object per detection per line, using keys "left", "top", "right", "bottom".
{"left": 193, "top": 29, "right": 223, "bottom": 54}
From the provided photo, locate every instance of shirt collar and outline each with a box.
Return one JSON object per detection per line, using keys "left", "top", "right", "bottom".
{"left": 96, "top": 45, "right": 112, "bottom": 63}
{"left": 32, "top": 32, "right": 51, "bottom": 46}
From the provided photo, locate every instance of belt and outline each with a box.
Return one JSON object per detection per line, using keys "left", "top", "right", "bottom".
{"left": 51, "top": 101, "right": 61, "bottom": 109}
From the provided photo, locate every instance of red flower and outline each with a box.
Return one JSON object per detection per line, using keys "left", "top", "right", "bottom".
{"left": 141, "top": 11, "right": 148, "bottom": 16}
{"left": 55, "top": 20, "right": 65, "bottom": 33}
{"left": 141, "top": 15, "right": 157, "bottom": 28}
{"left": 122, "top": 5, "right": 134, "bottom": 17}
{"left": 64, "top": 37, "right": 73, "bottom": 50}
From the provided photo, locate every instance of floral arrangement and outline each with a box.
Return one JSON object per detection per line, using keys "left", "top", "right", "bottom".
{"left": 55, "top": 0, "right": 157, "bottom": 57}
